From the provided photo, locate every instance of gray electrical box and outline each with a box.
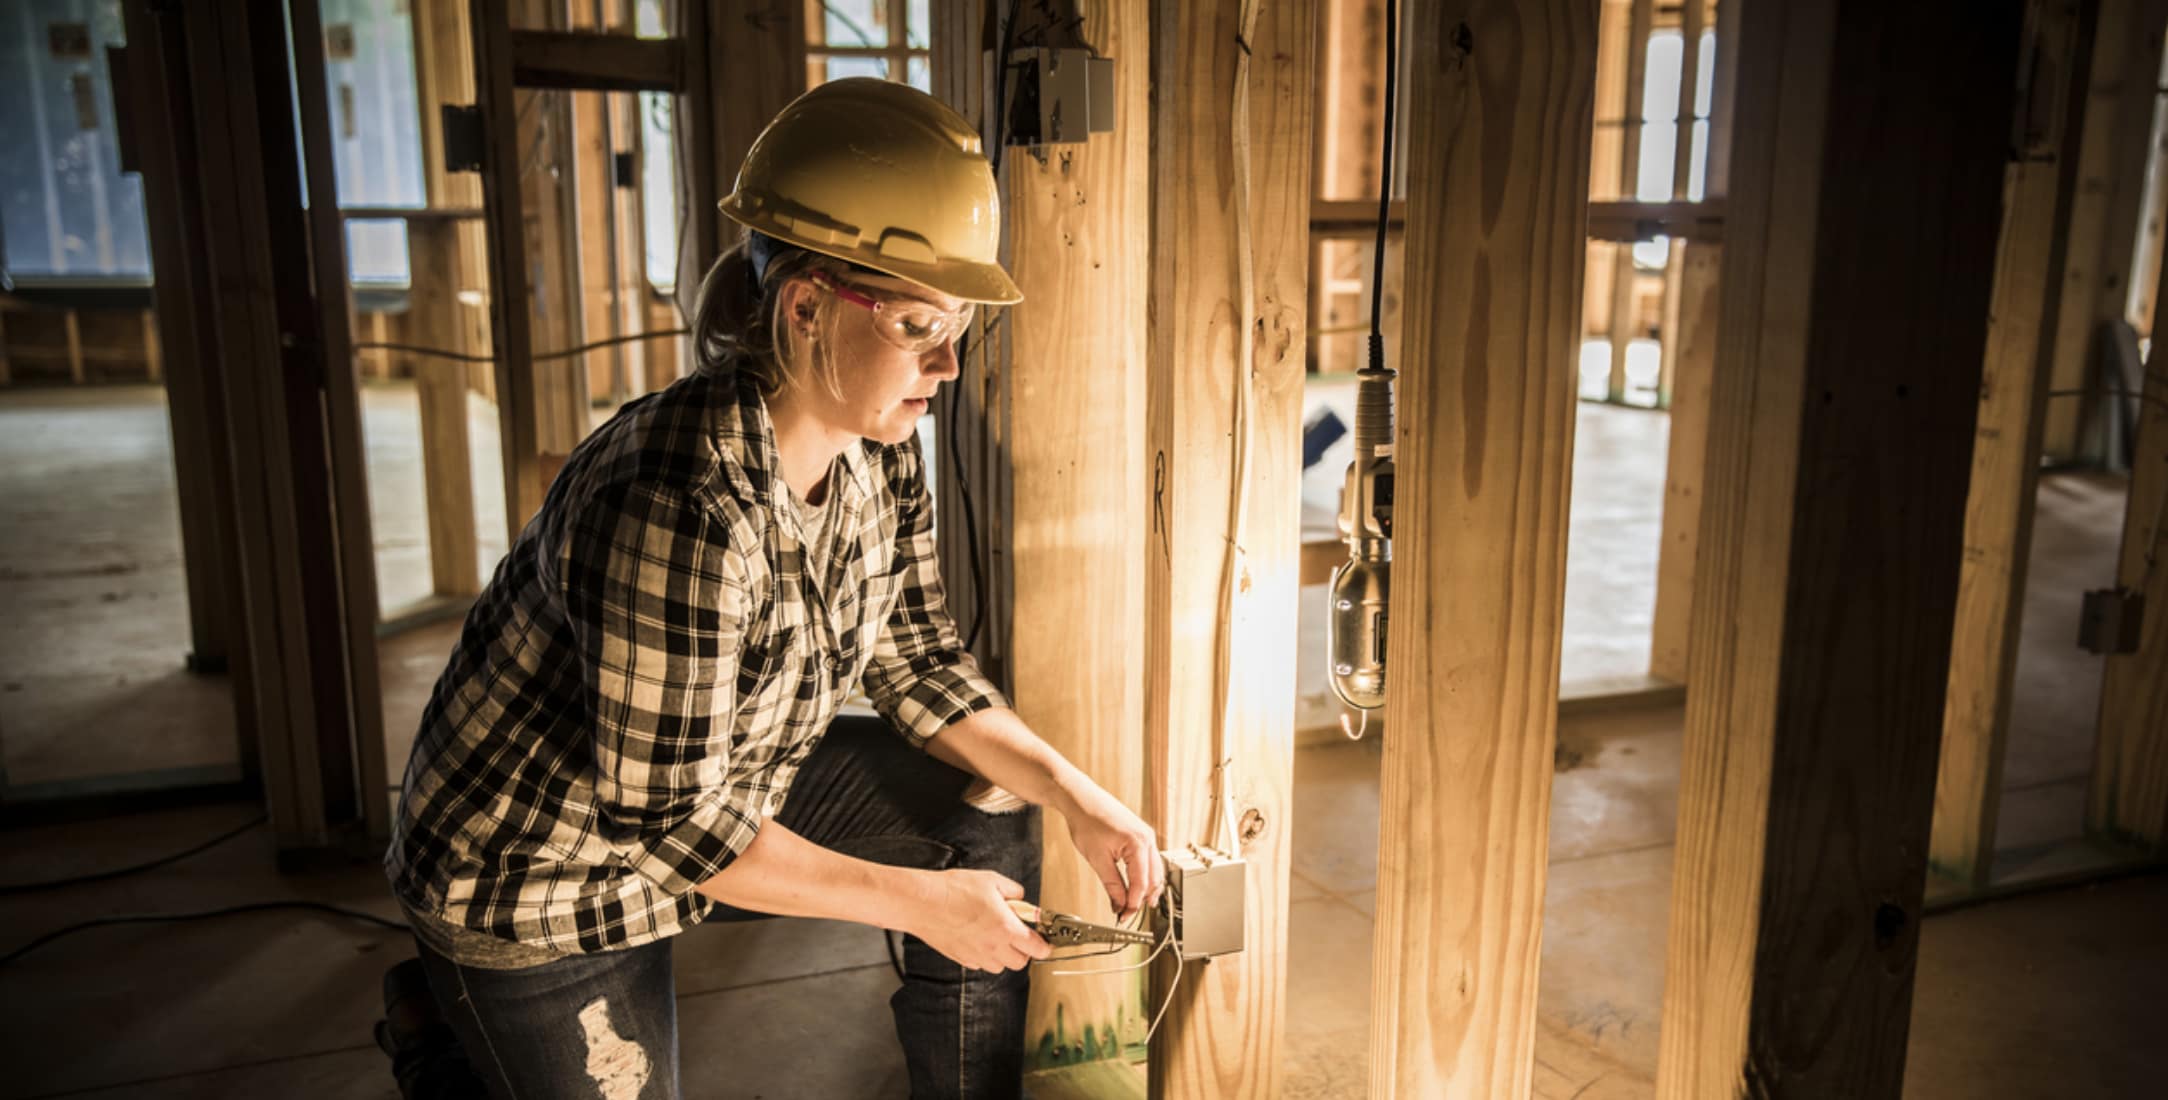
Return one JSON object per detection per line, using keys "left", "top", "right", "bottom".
{"left": 1163, "top": 847, "right": 1245, "bottom": 960}
{"left": 1005, "top": 48, "right": 1115, "bottom": 146}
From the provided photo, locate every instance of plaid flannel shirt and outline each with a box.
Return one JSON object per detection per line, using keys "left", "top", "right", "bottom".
{"left": 386, "top": 366, "right": 1007, "bottom": 952}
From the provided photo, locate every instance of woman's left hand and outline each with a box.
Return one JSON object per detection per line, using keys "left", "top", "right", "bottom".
{"left": 1061, "top": 787, "right": 1165, "bottom": 923}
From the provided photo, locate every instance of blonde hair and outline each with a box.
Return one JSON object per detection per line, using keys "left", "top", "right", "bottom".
{"left": 690, "top": 234, "right": 852, "bottom": 400}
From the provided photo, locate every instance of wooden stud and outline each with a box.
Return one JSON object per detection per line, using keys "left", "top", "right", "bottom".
{"left": 1932, "top": 0, "right": 2095, "bottom": 890}
{"left": 118, "top": 0, "right": 241, "bottom": 688}
{"left": 2042, "top": 0, "right": 2168, "bottom": 457}
{"left": 290, "top": 0, "right": 391, "bottom": 837}
{"left": 1669, "top": 0, "right": 1707, "bottom": 199}
{"left": 472, "top": 0, "right": 548, "bottom": 528}
{"left": 141, "top": 309, "right": 162, "bottom": 382}
{"left": 508, "top": 28, "right": 681, "bottom": 91}
{"left": 407, "top": 0, "right": 488, "bottom": 600}
{"left": 573, "top": 85, "right": 621, "bottom": 406}
{"left": 1145, "top": 2, "right": 1311, "bottom": 1095}
{"left": 2089, "top": 256, "right": 2168, "bottom": 850}
{"left": 63, "top": 310, "right": 85, "bottom": 384}
{"left": 1366, "top": 2, "right": 1595, "bottom": 1097}
{"left": 1646, "top": 0, "right": 1736, "bottom": 686}
{"left": 410, "top": 220, "right": 484, "bottom": 599}
{"left": 1654, "top": 0, "right": 2021, "bottom": 1094}
{"left": 710, "top": 0, "right": 806, "bottom": 267}
{"left": 1310, "top": 0, "right": 1387, "bottom": 376}
{"left": 1607, "top": 0, "right": 1653, "bottom": 403}
{"left": 1002, "top": 1, "right": 1155, "bottom": 1071}
{"left": 1649, "top": 241, "right": 1719, "bottom": 682}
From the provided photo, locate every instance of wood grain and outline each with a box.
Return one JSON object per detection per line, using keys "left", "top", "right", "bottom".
{"left": 1365, "top": 2, "right": 1595, "bottom": 1098}
{"left": 992, "top": 0, "right": 1156, "bottom": 1069}
{"left": 1605, "top": 0, "right": 1652, "bottom": 402}
{"left": 2041, "top": 0, "right": 2168, "bottom": 457}
{"left": 1143, "top": 0, "right": 1311, "bottom": 1095}
{"left": 1654, "top": 0, "right": 2021, "bottom": 1094}
{"left": 1648, "top": 241, "right": 1719, "bottom": 682}
{"left": 1933, "top": 0, "right": 2093, "bottom": 889}
{"left": 471, "top": 0, "right": 546, "bottom": 528}
{"left": 2089, "top": 257, "right": 2168, "bottom": 849}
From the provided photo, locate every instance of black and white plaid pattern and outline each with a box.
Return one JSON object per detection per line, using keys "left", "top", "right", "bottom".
{"left": 386, "top": 367, "right": 1007, "bottom": 952}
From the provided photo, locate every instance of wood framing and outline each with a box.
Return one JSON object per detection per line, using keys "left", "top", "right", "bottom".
{"left": 2041, "top": 0, "right": 2168, "bottom": 457}
{"left": 1649, "top": 241, "right": 1720, "bottom": 681}
{"left": 509, "top": 28, "right": 682, "bottom": 92}
{"left": 1144, "top": 2, "right": 1311, "bottom": 1095}
{"left": 710, "top": 0, "right": 807, "bottom": 266}
{"left": 410, "top": 0, "right": 485, "bottom": 602}
{"left": 1646, "top": 0, "right": 1736, "bottom": 684}
{"left": 1606, "top": 0, "right": 1653, "bottom": 402}
{"left": 927, "top": 1, "right": 1149, "bottom": 1073}
{"left": 409, "top": 220, "right": 485, "bottom": 600}
{"left": 1932, "top": 0, "right": 2096, "bottom": 890}
{"left": 1366, "top": 2, "right": 1594, "bottom": 1097}
{"left": 118, "top": 0, "right": 243, "bottom": 679}
{"left": 167, "top": 0, "right": 389, "bottom": 844}
{"left": 2088, "top": 260, "right": 2168, "bottom": 849}
{"left": 1654, "top": 0, "right": 2020, "bottom": 1094}
{"left": 472, "top": 0, "right": 549, "bottom": 527}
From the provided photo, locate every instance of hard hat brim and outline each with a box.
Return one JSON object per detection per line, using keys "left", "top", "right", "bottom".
{"left": 722, "top": 200, "right": 1024, "bottom": 307}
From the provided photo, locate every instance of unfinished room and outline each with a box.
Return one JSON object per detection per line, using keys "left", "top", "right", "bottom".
{"left": 3, "top": 0, "right": 2165, "bottom": 1097}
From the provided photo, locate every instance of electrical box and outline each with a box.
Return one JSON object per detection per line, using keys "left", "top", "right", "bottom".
{"left": 2079, "top": 586, "right": 2145, "bottom": 655}
{"left": 1163, "top": 847, "right": 1245, "bottom": 960}
{"left": 1006, "top": 48, "right": 1115, "bottom": 146}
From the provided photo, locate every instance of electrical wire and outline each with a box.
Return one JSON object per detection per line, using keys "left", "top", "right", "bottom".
{"left": 0, "top": 901, "right": 409, "bottom": 969}
{"left": 1196, "top": 0, "right": 1264, "bottom": 850}
{"left": 947, "top": 327, "right": 995, "bottom": 653}
{"left": 1030, "top": 894, "right": 1187, "bottom": 1048}
{"left": 1370, "top": 0, "right": 1399, "bottom": 348}
{"left": 0, "top": 813, "right": 267, "bottom": 896}
{"left": 353, "top": 328, "right": 690, "bottom": 365}
{"left": 945, "top": 0, "right": 1027, "bottom": 655}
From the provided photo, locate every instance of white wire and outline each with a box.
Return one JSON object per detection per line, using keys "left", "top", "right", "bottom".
{"left": 1142, "top": 936, "right": 1186, "bottom": 1046}
{"left": 1033, "top": 896, "right": 1188, "bottom": 1047}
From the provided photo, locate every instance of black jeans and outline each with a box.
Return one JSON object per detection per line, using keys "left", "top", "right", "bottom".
{"left": 411, "top": 714, "right": 1042, "bottom": 1100}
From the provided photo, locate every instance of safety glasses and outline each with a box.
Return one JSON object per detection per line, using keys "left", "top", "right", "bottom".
{"left": 807, "top": 270, "right": 976, "bottom": 355}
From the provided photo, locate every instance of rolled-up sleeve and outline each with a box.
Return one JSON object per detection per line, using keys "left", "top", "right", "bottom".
{"left": 861, "top": 444, "right": 1009, "bottom": 747}
{"left": 559, "top": 481, "right": 762, "bottom": 895}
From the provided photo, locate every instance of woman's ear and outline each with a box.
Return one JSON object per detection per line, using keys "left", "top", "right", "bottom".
{"left": 775, "top": 276, "right": 821, "bottom": 338}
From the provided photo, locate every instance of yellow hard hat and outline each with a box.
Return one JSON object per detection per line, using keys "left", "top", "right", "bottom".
{"left": 720, "top": 78, "right": 1022, "bottom": 306}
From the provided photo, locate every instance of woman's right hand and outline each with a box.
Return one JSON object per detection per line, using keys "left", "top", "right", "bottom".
{"left": 905, "top": 869, "right": 1051, "bottom": 973}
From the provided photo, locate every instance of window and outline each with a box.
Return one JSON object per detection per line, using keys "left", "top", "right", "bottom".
{"left": 637, "top": 0, "right": 678, "bottom": 292}
{"left": 0, "top": 1, "right": 151, "bottom": 283}
{"left": 321, "top": 0, "right": 427, "bottom": 286}
{"left": 807, "top": 0, "right": 932, "bottom": 92}
{"left": 1631, "top": 27, "right": 1716, "bottom": 268}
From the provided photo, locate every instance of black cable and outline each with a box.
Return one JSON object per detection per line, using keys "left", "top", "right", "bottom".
{"left": 944, "top": 356, "right": 992, "bottom": 653}
{"left": 0, "top": 901, "right": 410, "bottom": 968}
{"left": 947, "top": 0, "right": 1025, "bottom": 655}
{"left": 0, "top": 813, "right": 267, "bottom": 897}
{"left": 987, "top": 0, "right": 1025, "bottom": 179}
{"left": 1368, "top": 0, "right": 1399, "bottom": 354}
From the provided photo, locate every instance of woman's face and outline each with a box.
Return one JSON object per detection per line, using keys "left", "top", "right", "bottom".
{"left": 780, "top": 271, "right": 968, "bottom": 446}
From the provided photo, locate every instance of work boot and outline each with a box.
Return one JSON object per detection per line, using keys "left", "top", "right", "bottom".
{"left": 375, "top": 957, "right": 488, "bottom": 1099}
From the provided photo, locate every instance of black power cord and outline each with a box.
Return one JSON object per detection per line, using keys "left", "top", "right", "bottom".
{"left": 1370, "top": 0, "right": 1398, "bottom": 367}
{"left": 945, "top": 0, "right": 1028, "bottom": 655}
{"left": 0, "top": 812, "right": 268, "bottom": 897}
{"left": 0, "top": 901, "right": 409, "bottom": 969}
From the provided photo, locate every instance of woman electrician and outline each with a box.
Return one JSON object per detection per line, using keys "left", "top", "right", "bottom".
{"left": 382, "top": 78, "right": 1163, "bottom": 1100}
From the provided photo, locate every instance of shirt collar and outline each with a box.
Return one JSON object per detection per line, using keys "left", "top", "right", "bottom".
{"left": 711, "top": 364, "right": 879, "bottom": 517}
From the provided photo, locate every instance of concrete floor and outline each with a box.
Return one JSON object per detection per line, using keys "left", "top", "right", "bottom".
{"left": 3, "top": 384, "right": 2162, "bottom": 1097}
